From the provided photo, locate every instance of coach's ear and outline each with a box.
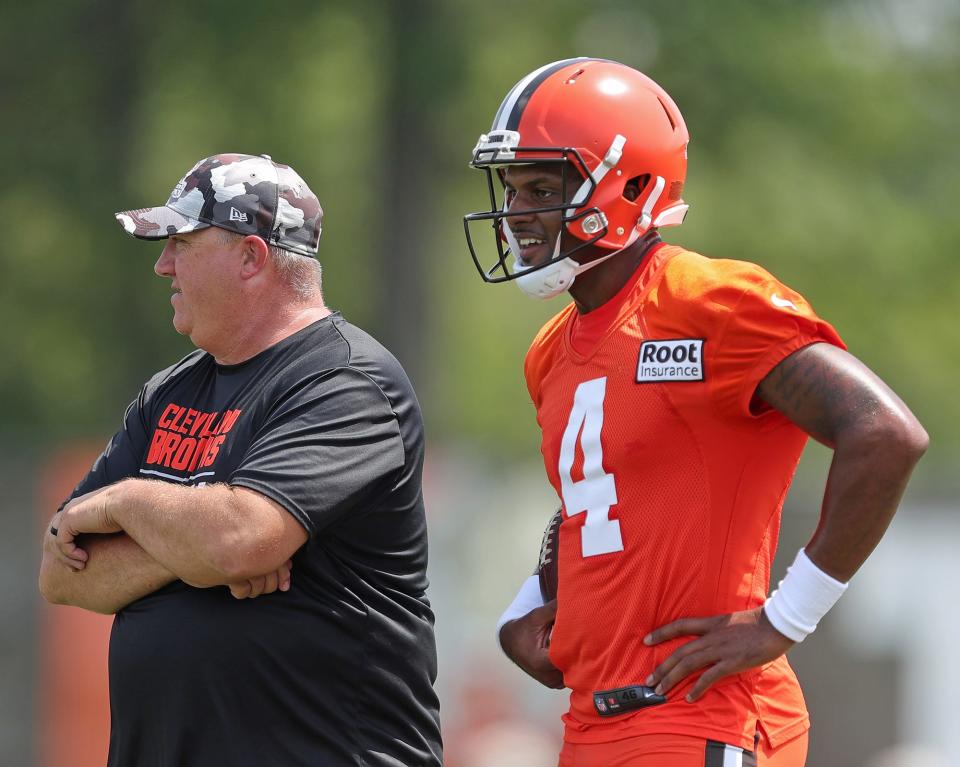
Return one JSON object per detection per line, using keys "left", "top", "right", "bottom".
{"left": 239, "top": 235, "right": 270, "bottom": 280}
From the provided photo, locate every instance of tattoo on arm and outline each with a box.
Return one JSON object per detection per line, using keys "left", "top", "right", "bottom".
{"left": 756, "top": 343, "right": 888, "bottom": 446}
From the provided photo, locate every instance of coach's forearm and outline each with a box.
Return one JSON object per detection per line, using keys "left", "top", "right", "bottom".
{"left": 105, "top": 478, "right": 301, "bottom": 587}
{"left": 39, "top": 531, "right": 176, "bottom": 614}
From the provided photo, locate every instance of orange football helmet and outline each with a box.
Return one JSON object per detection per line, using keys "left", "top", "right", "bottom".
{"left": 464, "top": 58, "right": 690, "bottom": 289}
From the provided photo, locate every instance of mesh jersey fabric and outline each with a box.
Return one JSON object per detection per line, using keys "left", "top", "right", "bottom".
{"left": 523, "top": 244, "right": 844, "bottom": 751}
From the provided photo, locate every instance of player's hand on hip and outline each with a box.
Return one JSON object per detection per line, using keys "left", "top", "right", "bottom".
{"left": 229, "top": 559, "right": 293, "bottom": 599}
{"left": 499, "top": 600, "right": 565, "bottom": 690}
{"left": 55, "top": 486, "right": 123, "bottom": 570}
{"left": 643, "top": 607, "right": 795, "bottom": 702}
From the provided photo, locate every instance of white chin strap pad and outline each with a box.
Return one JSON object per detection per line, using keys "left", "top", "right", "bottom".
{"left": 514, "top": 227, "right": 641, "bottom": 300}
{"left": 515, "top": 250, "right": 619, "bottom": 300}
{"left": 515, "top": 257, "right": 579, "bottom": 299}
{"left": 510, "top": 227, "right": 568, "bottom": 299}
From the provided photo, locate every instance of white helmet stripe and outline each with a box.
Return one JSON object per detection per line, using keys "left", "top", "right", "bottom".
{"left": 492, "top": 58, "right": 590, "bottom": 132}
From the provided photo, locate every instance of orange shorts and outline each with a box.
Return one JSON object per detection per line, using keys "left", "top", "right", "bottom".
{"left": 558, "top": 732, "right": 808, "bottom": 767}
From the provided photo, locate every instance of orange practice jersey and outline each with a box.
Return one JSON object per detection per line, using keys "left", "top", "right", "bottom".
{"left": 524, "top": 244, "right": 845, "bottom": 751}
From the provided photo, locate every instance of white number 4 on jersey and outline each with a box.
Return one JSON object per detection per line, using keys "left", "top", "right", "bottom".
{"left": 558, "top": 377, "right": 623, "bottom": 557}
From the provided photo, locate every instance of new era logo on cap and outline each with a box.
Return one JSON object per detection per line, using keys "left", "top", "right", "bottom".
{"left": 114, "top": 153, "right": 324, "bottom": 257}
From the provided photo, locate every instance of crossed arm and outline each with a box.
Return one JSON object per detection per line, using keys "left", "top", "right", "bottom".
{"left": 502, "top": 343, "right": 929, "bottom": 695}
{"left": 39, "top": 479, "right": 308, "bottom": 614}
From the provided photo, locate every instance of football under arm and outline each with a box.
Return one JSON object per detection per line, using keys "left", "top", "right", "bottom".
{"left": 39, "top": 527, "right": 177, "bottom": 615}
{"left": 496, "top": 575, "right": 545, "bottom": 646}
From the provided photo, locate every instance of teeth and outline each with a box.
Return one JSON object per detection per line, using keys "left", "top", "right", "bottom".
{"left": 519, "top": 238, "right": 545, "bottom": 246}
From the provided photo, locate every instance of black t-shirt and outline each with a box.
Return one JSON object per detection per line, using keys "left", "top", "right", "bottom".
{"left": 64, "top": 314, "right": 443, "bottom": 767}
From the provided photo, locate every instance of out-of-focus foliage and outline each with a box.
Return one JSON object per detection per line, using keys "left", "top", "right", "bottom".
{"left": 1, "top": 0, "right": 957, "bottom": 489}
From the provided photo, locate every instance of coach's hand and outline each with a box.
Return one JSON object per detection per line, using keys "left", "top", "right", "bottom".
{"left": 643, "top": 607, "right": 795, "bottom": 702}
{"left": 228, "top": 560, "right": 293, "bottom": 599}
{"left": 499, "top": 600, "right": 565, "bottom": 690}
{"left": 55, "top": 485, "right": 122, "bottom": 569}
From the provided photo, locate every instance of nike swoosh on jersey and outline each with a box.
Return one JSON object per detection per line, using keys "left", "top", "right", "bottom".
{"left": 771, "top": 293, "right": 798, "bottom": 310}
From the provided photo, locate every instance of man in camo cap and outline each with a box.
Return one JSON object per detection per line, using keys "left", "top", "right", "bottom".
{"left": 39, "top": 153, "right": 443, "bottom": 767}
{"left": 115, "top": 152, "right": 323, "bottom": 256}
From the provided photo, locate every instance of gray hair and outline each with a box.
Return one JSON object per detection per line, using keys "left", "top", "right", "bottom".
{"left": 217, "top": 229, "right": 322, "bottom": 301}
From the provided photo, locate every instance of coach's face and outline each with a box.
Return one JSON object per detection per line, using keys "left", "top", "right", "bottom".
{"left": 154, "top": 227, "right": 243, "bottom": 352}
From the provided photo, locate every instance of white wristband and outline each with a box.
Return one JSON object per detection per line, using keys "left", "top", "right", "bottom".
{"left": 763, "top": 548, "right": 848, "bottom": 643}
{"left": 496, "top": 575, "right": 546, "bottom": 649}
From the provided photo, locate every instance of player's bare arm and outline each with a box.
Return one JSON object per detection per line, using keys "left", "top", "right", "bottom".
{"left": 499, "top": 600, "right": 565, "bottom": 690}
{"left": 645, "top": 342, "right": 928, "bottom": 701}
{"left": 756, "top": 342, "right": 928, "bottom": 580}
{"left": 39, "top": 510, "right": 177, "bottom": 615}
{"left": 53, "top": 478, "right": 307, "bottom": 589}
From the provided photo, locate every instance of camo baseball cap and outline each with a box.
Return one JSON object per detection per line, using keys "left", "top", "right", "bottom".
{"left": 115, "top": 153, "right": 323, "bottom": 257}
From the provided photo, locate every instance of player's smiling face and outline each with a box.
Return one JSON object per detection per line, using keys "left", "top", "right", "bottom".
{"left": 154, "top": 227, "right": 242, "bottom": 350}
{"left": 501, "top": 163, "right": 581, "bottom": 268}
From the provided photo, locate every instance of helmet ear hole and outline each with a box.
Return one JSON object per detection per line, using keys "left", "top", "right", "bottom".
{"left": 622, "top": 174, "right": 651, "bottom": 203}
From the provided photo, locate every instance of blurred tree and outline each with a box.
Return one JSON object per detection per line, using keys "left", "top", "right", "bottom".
{"left": 0, "top": 0, "right": 955, "bottom": 491}
{"left": 373, "top": 0, "right": 466, "bottom": 389}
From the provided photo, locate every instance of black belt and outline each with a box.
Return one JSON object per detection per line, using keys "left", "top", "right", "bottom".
{"left": 593, "top": 685, "right": 666, "bottom": 717}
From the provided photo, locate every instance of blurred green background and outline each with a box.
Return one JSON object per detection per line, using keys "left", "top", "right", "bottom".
{"left": 2, "top": 0, "right": 957, "bottom": 765}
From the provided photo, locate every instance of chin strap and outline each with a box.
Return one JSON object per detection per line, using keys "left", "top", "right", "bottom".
{"left": 512, "top": 227, "right": 651, "bottom": 300}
